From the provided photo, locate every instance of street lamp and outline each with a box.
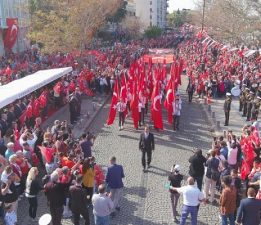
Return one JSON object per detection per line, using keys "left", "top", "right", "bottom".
{"left": 201, "top": 0, "right": 206, "bottom": 32}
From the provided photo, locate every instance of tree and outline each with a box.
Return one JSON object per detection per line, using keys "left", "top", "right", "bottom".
{"left": 121, "top": 15, "right": 143, "bottom": 39}
{"left": 194, "top": 0, "right": 261, "bottom": 46}
{"left": 28, "top": 0, "right": 123, "bottom": 53}
{"left": 144, "top": 26, "right": 162, "bottom": 39}
{"left": 168, "top": 9, "right": 191, "bottom": 28}
{"left": 107, "top": 0, "right": 127, "bottom": 24}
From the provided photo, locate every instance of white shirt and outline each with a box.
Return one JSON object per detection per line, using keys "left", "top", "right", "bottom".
{"left": 116, "top": 102, "right": 126, "bottom": 112}
{"left": 227, "top": 142, "right": 238, "bottom": 165}
{"left": 172, "top": 100, "right": 182, "bottom": 116}
{"left": 92, "top": 193, "right": 114, "bottom": 217}
{"left": 176, "top": 185, "right": 204, "bottom": 206}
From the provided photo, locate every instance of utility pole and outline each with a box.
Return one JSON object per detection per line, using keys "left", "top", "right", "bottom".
{"left": 201, "top": 0, "right": 206, "bottom": 32}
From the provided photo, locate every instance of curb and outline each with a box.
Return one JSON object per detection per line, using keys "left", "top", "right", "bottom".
{"left": 83, "top": 95, "right": 110, "bottom": 133}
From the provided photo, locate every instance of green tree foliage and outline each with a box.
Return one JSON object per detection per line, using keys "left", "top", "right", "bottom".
{"left": 28, "top": 0, "right": 123, "bottom": 53}
{"left": 168, "top": 9, "right": 191, "bottom": 28}
{"left": 144, "top": 26, "right": 162, "bottom": 39}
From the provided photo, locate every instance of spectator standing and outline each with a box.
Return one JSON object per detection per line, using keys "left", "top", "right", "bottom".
{"left": 80, "top": 133, "right": 94, "bottom": 159}
{"left": 168, "top": 164, "right": 183, "bottom": 223}
{"left": 204, "top": 150, "right": 219, "bottom": 203}
{"left": 92, "top": 184, "right": 114, "bottom": 225}
{"left": 188, "top": 149, "right": 206, "bottom": 191}
{"left": 25, "top": 167, "right": 42, "bottom": 221}
{"left": 69, "top": 175, "right": 90, "bottom": 225}
{"left": 236, "top": 187, "right": 261, "bottom": 225}
{"left": 219, "top": 176, "right": 236, "bottom": 225}
{"left": 106, "top": 156, "right": 125, "bottom": 217}
{"left": 170, "top": 177, "right": 205, "bottom": 225}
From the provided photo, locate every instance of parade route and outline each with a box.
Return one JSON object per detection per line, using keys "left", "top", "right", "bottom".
{"left": 16, "top": 75, "right": 225, "bottom": 225}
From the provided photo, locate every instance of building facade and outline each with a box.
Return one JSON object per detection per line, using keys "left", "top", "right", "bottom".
{"left": 0, "top": 0, "right": 30, "bottom": 56}
{"left": 128, "top": 0, "right": 168, "bottom": 30}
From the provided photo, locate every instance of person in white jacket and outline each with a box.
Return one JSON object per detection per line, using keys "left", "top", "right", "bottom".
{"left": 172, "top": 96, "right": 182, "bottom": 131}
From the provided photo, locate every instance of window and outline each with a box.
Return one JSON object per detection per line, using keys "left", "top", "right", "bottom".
{"left": 150, "top": 1, "right": 152, "bottom": 5}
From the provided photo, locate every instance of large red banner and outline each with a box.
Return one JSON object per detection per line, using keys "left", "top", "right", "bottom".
{"left": 4, "top": 18, "right": 19, "bottom": 50}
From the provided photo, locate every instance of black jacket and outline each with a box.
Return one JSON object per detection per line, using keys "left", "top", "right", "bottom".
{"left": 69, "top": 184, "right": 88, "bottom": 212}
{"left": 189, "top": 154, "right": 206, "bottom": 177}
{"left": 139, "top": 132, "right": 155, "bottom": 152}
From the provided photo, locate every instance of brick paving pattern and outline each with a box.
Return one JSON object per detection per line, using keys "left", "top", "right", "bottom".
{"left": 17, "top": 76, "right": 225, "bottom": 225}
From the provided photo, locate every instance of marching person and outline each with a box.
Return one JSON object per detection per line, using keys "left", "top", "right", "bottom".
{"left": 172, "top": 96, "right": 182, "bottom": 131}
{"left": 168, "top": 165, "right": 183, "bottom": 223}
{"left": 224, "top": 93, "right": 232, "bottom": 126}
{"left": 170, "top": 177, "right": 205, "bottom": 225}
{"left": 186, "top": 80, "right": 195, "bottom": 103}
{"left": 116, "top": 98, "right": 126, "bottom": 131}
{"left": 139, "top": 125, "right": 155, "bottom": 172}
{"left": 105, "top": 156, "right": 125, "bottom": 217}
{"left": 138, "top": 92, "right": 146, "bottom": 126}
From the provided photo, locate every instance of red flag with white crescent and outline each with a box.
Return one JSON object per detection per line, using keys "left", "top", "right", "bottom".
{"left": 107, "top": 78, "right": 119, "bottom": 125}
{"left": 4, "top": 18, "right": 19, "bottom": 50}
{"left": 151, "top": 81, "right": 163, "bottom": 130}
{"left": 130, "top": 79, "right": 139, "bottom": 129}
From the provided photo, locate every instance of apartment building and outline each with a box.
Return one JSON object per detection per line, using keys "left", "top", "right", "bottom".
{"left": 0, "top": 0, "right": 30, "bottom": 56}
{"left": 129, "top": 0, "right": 168, "bottom": 29}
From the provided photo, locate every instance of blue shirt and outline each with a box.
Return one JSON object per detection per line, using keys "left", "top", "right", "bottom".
{"left": 106, "top": 164, "right": 125, "bottom": 189}
{"left": 80, "top": 140, "right": 93, "bottom": 158}
{"left": 220, "top": 147, "right": 228, "bottom": 160}
{"left": 5, "top": 149, "right": 15, "bottom": 161}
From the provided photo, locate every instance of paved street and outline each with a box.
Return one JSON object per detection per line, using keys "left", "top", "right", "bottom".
{"left": 17, "top": 76, "right": 222, "bottom": 225}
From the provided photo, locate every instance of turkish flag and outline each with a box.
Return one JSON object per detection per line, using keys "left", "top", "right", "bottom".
{"left": 164, "top": 79, "right": 174, "bottom": 124}
{"left": 38, "top": 92, "right": 47, "bottom": 108}
{"left": 130, "top": 80, "right": 139, "bottom": 129}
{"left": 151, "top": 81, "right": 163, "bottom": 129}
{"left": 120, "top": 73, "right": 127, "bottom": 103}
{"left": 26, "top": 101, "right": 33, "bottom": 119}
{"left": 107, "top": 78, "right": 119, "bottom": 125}
{"left": 38, "top": 146, "right": 54, "bottom": 163}
{"left": 4, "top": 18, "right": 19, "bottom": 50}
{"left": 33, "top": 99, "right": 40, "bottom": 117}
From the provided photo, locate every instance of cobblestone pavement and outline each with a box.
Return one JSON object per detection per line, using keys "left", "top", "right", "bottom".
{"left": 17, "top": 76, "right": 223, "bottom": 225}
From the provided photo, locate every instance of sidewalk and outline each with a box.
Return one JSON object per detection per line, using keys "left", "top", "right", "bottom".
{"left": 17, "top": 93, "right": 109, "bottom": 225}
{"left": 199, "top": 95, "right": 260, "bottom": 137}
{"left": 41, "top": 94, "right": 110, "bottom": 137}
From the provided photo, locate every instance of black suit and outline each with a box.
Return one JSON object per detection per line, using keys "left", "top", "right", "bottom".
{"left": 139, "top": 132, "right": 155, "bottom": 169}
{"left": 236, "top": 197, "right": 261, "bottom": 225}
{"left": 186, "top": 83, "right": 195, "bottom": 102}
{"left": 69, "top": 184, "right": 90, "bottom": 225}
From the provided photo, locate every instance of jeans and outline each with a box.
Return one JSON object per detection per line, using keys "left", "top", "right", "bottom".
{"left": 28, "top": 197, "right": 37, "bottom": 219}
{"left": 94, "top": 215, "right": 110, "bottom": 225}
{"left": 173, "top": 115, "right": 180, "bottom": 130}
{"left": 110, "top": 188, "right": 123, "bottom": 212}
{"left": 170, "top": 192, "right": 180, "bottom": 218}
{"left": 204, "top": 176, "right": 216, "bottom": 202}
{"left": 221, "top": 213, "right": 235, "bottom": 225}
{"left": 194, "top": 176, "right": 203, "bottom": 191}
{"left": 118, "top": 112, "right": 125, "bottom": 127}
{"left": 180, "top": 205, "right": 198, "bottom": 225}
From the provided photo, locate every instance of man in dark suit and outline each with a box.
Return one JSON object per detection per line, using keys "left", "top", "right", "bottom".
{"left": 139, "top": 125, "right": 155, "bottom": 172}
{"left": 236, "top": 187, "right": 261, "bottom": 225}
{"left": 69, "top": 175, "right": 90, "bottom": 225}
{"left": 224, "top": 93, "right": 232, "bottom": 126}
{"left": 186, "top": 80, "right": 195, "bottom": 103}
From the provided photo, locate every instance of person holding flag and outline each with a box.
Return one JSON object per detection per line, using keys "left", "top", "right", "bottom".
{"left": 138, "top": 92, "right": 146, "bottom": 127}
{"left": 116, "top": 98, "right": 127, "bottom": 131}
{"left": 172, "top": 94, "right": 182, "bottom": 131}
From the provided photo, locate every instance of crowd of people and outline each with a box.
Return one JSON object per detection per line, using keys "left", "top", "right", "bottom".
{"left": 0, "top": 33, "right": 183, "bottom": 225}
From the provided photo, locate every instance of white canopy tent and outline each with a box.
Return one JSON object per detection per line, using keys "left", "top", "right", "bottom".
{"left": 0, "top": 67, "right": 72, "bottom": 109}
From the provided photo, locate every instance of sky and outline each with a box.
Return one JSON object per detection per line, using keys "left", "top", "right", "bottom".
{"left": 168, "top": 0, "right": 196, "bottom": 12}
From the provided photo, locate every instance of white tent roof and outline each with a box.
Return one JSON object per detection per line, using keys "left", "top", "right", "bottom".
{"left": 0, "top": 67, "right": 72, "bottom": 109}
